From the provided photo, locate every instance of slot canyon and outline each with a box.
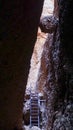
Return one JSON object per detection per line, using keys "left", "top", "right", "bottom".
{"left": 0, "top": 0, "right": 73, "bottom": 130}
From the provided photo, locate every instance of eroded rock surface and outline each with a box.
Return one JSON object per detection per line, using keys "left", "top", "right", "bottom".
{"left": 40, "top": 16, "right": 58, "bottom": 33}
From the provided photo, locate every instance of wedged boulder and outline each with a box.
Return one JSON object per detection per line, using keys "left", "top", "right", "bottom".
{"left": 39, "top": 16, "right": 58, "bottom": 33}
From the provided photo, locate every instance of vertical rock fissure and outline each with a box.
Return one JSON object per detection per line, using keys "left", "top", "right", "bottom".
{"left": 23, "top": 0, "right": 73, "bottom": 130}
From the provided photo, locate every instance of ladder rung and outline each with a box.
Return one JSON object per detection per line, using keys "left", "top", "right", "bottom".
{"left": 31, "top": 118, "right": 38, "bottom": 120}
{"left": 31, "top": 115, "right": 38, "bottom": 116}
{"left": 31, "top": 99, "right": 38, "bottom": 101}
{"left": 31, "top": 119, "right": 38, "bottom": 120}
{"left": 31, "top": 102, "right": 38, "bottom": 103}
{"left": 31, "top": 114, "right": 38, "bottom": 116}
{"left": 31, "top": 102, "right": 38, "bottom": 104}
{"left": 31, "top": 117, "right": 38, "bottom": 119}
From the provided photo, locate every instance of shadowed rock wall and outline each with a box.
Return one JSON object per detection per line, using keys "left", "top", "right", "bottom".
{"left": 52, "top": 1, "right": 73, "bottom": 129}
{"left": 59, "top": 0, "right": 73, "bottom": 62}
{"left": 0, "top": 0, "right": 44, "bottom": 130}
{"left": 38, "top": 0, "right": 73, "bottom": 129}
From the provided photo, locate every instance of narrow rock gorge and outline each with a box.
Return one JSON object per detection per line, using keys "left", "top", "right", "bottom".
{"left": 0, "top": 0, "right": 73, "bottom": 130}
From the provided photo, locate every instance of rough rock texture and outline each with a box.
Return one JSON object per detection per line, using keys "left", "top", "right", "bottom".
{"left": 40, "top": 16, "right": 58, "bottom": 33}
{"left": 38, "top": 0, "right": 73, "bottom": 130}
{"left": 23, "top": 100, "right": 30, "bottom": 126}
{"left": 59, "top": 0, "right": 73, "bottom": 62}
{"left": 24, "top": 126, "right": 41, "bottom": 130}
{"left": 52, "top": 0, "right": 73, "bottom": 129}
{"left": 38, "top": 23, "right": 60, "bottom": 130}
{"left": 1, "top": 0, "right": 73, "bottom": 130}
{"left": 24, "top": 0, "right": 54, "bottom": 95}
{"left": 53, "top": 0, "right": 59, "bottom": 18}
{"left": 0, "top": 0, "right": 44, "bottom": 130}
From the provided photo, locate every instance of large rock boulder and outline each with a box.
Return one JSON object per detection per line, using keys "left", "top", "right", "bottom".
{"left": 40, "top": 16, "right": 58, "bottom": 33}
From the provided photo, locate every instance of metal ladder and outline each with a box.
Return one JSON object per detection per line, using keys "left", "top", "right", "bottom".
{"left": 30, "top": 92, "right": 40, "bottom": 128}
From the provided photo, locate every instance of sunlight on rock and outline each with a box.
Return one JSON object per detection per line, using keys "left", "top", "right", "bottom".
{"left": 24, "top": 0, "right": 54, "bottom": 129}
{"left": 25, "top": 0, "right": 54, "bottom": 94}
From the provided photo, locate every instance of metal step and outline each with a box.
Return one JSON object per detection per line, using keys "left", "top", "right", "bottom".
{"left": 31, "top": 117, "right": 38, "bottom": 119}
{"left": 31, "top": 113, "right": 38, "bottom": 114}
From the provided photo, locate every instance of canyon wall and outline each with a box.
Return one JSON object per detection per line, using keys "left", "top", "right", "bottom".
{"left": 0, "top": 0, "right": 73, "bottom": 130}
{"left": 38, "top": 0, "right": 73, "bottom": 129}
{"left": 0, "top": 0, "right": 44, "bottom": 130}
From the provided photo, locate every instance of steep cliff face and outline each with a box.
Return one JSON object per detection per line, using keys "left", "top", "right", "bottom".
{"left": 37, "top": 0, "right": 73, "bottom": 129}
{"left": 0, "top": 1, "right": 44, "bottom": 130}
{"left": 52, "top": 1, "right": 73, "bottom": 129}
{"left": 38, "top": 22, "right": 60, "bottom": 130}
{"left": 59, "top": 0, "right": 73, "bottom": 62}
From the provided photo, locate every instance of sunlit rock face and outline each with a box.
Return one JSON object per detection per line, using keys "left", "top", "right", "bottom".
{"left": 25, "top": 0, "right": 54, "bottom": 94}
{"left": 23, "top": 1, "right": 55, "bottom": 130}
{"left": 0, "top": 0, "right": 44, "bottom": 130}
